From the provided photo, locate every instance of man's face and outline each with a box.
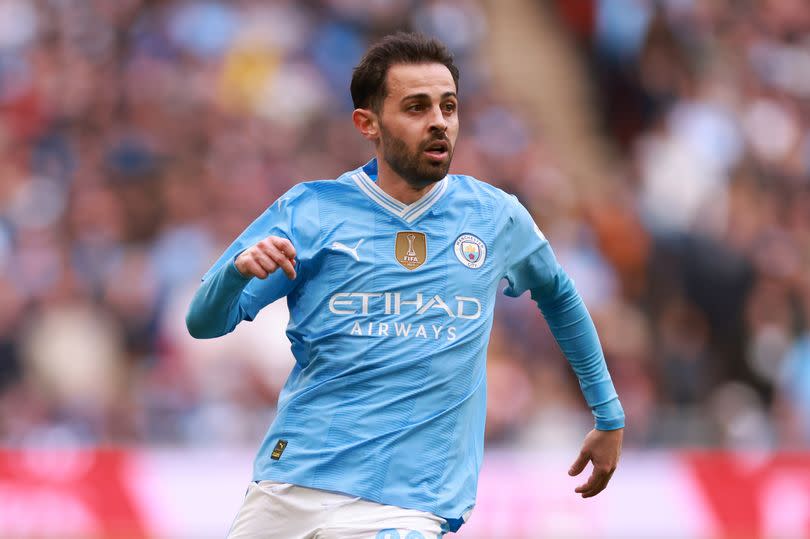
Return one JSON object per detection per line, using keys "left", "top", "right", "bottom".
{"left": 376, "top": 63, "right": 459, "bottom": 189}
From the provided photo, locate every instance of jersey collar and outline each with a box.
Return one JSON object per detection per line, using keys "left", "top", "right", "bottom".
{"left": 352, "top": 158, "right": 449, "bottom": 223}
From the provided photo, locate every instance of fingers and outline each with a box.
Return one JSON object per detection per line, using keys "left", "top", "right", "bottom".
{"left": 574, "top": 465, "right": 615, "bottom": 498}
{"left": 269, "top": 237, "right": 297, "bottom": 260}
{"left": 568, "top": 450, "right": 589, "bottom": 477}
{"left": 569, "top": 428, "right": 622, "bottom": 498}
{"left": 235, "top": 250, "right": 272, "bottom": 279}
{"left": 259, "top": 238, "right": 296, "bottom": 279}
{"left": 253, "top": 250, "right": 279, "bottom": 277}
{"left": 235, "top": 236, "right": 297, "bottom": 280}
{"left": 274, "top": 238, "right": 297, "bottom": 279}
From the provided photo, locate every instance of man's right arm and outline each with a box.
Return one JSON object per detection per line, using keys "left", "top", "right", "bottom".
{"left": 186, "top": 236, "right": 298, "bottom": 339}
{"left": 186, "top": 183, "right": 317, "bottom": 339}
{"left": 185, "top": 257, "right": 254, "bottom": 339}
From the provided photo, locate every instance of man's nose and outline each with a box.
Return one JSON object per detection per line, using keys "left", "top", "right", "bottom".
{"left": 428, "top": 105, "right": 448, "bottom": 132}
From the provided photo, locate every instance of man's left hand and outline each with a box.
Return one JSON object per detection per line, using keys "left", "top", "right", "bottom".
{"left": 568, "top": 427, "right": 624, "bottom": 498}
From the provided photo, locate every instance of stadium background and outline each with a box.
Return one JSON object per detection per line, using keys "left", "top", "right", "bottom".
{"left": 0, "top": 0, "right": 809, "bottom": 537}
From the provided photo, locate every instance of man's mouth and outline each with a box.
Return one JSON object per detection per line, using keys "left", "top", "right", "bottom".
{"left": 424, "top": 140, "right": 449, "bottom": 159}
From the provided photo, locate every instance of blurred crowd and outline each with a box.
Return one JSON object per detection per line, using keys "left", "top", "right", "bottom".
{"left": 0, "top": 0, "right": 808, "bottom": 451}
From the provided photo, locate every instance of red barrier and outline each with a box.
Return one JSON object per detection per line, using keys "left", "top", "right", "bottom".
{"left": 0, "top": 449, "right": 148, "bottom": 539}
{"left": 685, "top": 452, "right": 810, "bottom": 539}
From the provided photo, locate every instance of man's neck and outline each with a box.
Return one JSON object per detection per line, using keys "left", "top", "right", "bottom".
{"left": 375, "top": 155, "right": 438, "bottom": 205}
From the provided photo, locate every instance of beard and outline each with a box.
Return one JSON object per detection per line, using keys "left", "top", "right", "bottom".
{"left": 379, "top": 124, "right": 453, "bottom": 190}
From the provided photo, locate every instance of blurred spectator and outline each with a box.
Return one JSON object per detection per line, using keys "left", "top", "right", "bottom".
{"left": 0, "top": 0, "right": 808, "bottom": 450}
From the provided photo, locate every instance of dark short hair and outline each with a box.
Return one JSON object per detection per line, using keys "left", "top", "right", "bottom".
{"left": 350, "top": 32, "right": 459, "bottom": 112}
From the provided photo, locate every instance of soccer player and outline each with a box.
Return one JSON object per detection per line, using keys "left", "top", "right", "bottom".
{"left": 187, "top": 32, "right": 624, "bottom": 539}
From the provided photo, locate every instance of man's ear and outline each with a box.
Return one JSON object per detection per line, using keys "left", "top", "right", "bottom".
{"left": 352, "top": 108, "right": 379, "bottom": 141}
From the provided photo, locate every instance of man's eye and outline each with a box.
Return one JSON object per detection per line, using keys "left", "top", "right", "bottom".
{"left": 408, "top": 104, "right": 423, "bottom": 112}
{"left": 444, "top": 103, "right": 457, "bottom": 112}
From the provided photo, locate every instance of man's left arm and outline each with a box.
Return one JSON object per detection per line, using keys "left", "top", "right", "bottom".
{"left": 529, "top": 271, "right": 624, "bottom": 498}
{"left": 502, "top": 193, "right": 624, "bottom": 498}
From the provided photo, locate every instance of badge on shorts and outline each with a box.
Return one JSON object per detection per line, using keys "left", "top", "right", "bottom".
{"left": 454, "top": 233, "right": 486, "bottom": 269}
{"left": 271, "top": 439, "right": 288, "bottom": 460}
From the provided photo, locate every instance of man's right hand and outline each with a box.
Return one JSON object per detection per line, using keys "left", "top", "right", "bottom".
{"left": 235, "top": 236, "right": 297, "bottom": 280}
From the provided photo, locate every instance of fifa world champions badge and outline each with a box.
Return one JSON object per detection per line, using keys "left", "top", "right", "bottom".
{"left": 395, "top": 231, "right": 427, "bottom": 270}
{"left": 454, "top": 233, "right": 487, "bottom": 269}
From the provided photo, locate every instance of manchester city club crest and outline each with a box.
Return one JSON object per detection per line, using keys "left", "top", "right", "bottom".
{"left": 454, "top": 233, "right": 487, "bottom": 269}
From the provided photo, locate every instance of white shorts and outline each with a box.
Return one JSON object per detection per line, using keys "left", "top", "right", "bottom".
{"left": 227, "top": 481, "right": 447, "bottom": 539}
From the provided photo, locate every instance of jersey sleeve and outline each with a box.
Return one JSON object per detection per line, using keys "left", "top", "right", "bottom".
{"left": 502, "top": 194, "right": 558, "bottom": 298}
{"left": 502, "top": 195, "right": 625, "bottom": 430}
{"left": 186, "top": 184, "right": 320, "bottom": 338}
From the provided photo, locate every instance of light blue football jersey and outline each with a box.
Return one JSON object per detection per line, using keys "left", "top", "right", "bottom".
{"left": 187, "top": 158, "right": 624, "bottom": 532}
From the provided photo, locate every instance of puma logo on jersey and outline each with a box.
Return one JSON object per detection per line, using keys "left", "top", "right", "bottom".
{"left": 331, "top": 239, "right": 364, "bottom": 261}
